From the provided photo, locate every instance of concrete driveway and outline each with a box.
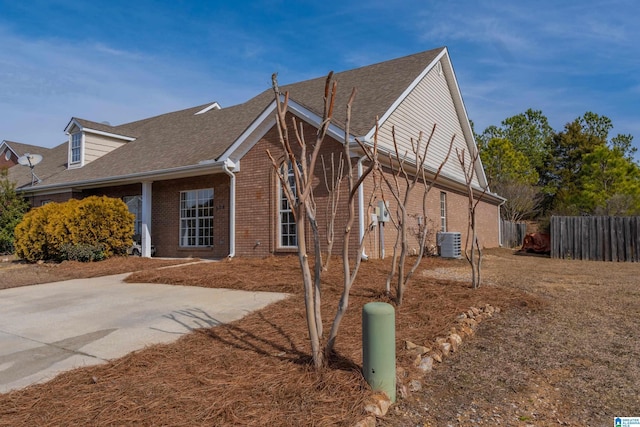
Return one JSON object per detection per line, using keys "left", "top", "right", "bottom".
{"left": 0, "top": 274, "right": 287, "bottom": 393}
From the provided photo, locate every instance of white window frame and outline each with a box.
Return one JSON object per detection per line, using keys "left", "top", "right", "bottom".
{"left": 70, "top": 132, "right": 82, "bottom": 165}
{"left": 278, "top": 163, "right": 297, "bottom": 248}
{"left": 179, "top": 188, "right": 214, "bottom": 247}
{"left": 440, "top": 191, "right": 447, "bottom": 232}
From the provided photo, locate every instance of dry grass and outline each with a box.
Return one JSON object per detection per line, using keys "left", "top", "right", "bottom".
{"left": 1, "top": 250, "right": 637, "bottom": 426}
{"left": 385, "top": 249, "right": 640, "bottom": 426}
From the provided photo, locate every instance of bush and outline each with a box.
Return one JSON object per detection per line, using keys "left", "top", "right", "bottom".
{"left": 0, "top": 169, "right": 30, "bottom": 254}
{"left": 59, "top": 243, "right": 106, "bottom": 262}
{"left": 14, "top": 196, "right": 134, "bottom": 262}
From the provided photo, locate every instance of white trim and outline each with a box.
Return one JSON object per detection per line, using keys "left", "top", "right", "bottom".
{"left": 364, "top": 48, "right": 448, "bottom": 141}
{"left": 357, "top": 156, "right": 369, "bottom": 261}
{"left": 141, "top": 182, "right": 153, "bottom": 258}
{"left": 277, "top": 162, "right": 298, "bottom": 249}
{"left": 439, "top": 52, "right": 489, "bottom": 189}
{"left": 82, "top": 127, "right": 136, "bottom": 142}
{"left": 222, "top": 159, "right": 237, "bottom": 258}
{"left": 218, "top": 97, "right": 355, "bottom": 164}
{"left": 64, "top": 118, "right": 135, "bottom": 141}
{"left": 179, "top": 187, "right": 215, "bottom": 248}
{"left": 68, "top": 131, "right": 84, "bottom": 168}
{"left": 17, "top": 161, "right": 227, "bottom": 194}
{"left": 217, "top": 102, "right": 277, "bottom": 162}
{"left": 287, "top": 98, "right": 349, "bottom": 142}
{"left": 194, "top": 102, "right": 222, "bottom": 115}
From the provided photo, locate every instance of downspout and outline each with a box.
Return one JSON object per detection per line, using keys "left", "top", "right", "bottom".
{"left": 357, "top": 155, "right": 369, "bottom": 261}
{"left": 223, "top": 159, "right": 236, "bottom": 258}
{"left": 497, "top": 198, "right": 506, "bottom": 247}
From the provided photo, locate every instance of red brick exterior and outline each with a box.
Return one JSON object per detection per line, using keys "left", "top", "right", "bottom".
{"left": 359, "top": 165, "right": 500, "bottom": 259}
{"left": 234, "top": 117, "right": 359, "bottom": 258}
{"left": 16, "top": 116, "right": 500, "bottom": 259}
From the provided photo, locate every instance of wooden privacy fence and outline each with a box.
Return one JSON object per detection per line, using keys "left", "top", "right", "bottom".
{"left": 501, "top": 220, "right": 527, "bottom": 248}
{"left": 551, "top": 216, "right": 640, "bottom": 262}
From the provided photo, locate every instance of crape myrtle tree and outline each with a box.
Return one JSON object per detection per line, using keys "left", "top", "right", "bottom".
{"left": 457, "top": 147, "right": 487, "bottom": 289}
{"left": 266, "top": 73, "right": 379, "bottom": 368}
{"left": 379, "top": 124, "right": 454, "bottom": 305}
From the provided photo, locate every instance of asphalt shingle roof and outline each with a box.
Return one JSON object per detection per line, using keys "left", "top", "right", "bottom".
{"left": 10, "top": 47, "right": 445, "bottom": 190}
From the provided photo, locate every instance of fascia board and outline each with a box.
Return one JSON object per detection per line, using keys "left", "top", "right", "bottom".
{"left": 17, "top": 162, "right": 226, "bottom": 194}
{"left": 81, "top": 127, "right": 136, "bottom": 141}
{"left": 219, "top": 96, "right": 352, "bottom": 164}
{"left": 440, "top": 52, "right": 490, "bottom": 189}
{"left": 64, "top": 118, "right": 81, "bottom": 134}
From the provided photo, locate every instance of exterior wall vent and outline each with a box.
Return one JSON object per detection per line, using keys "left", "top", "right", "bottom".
{"left": 437, "top": 232, "right": 461, "bottom": 258}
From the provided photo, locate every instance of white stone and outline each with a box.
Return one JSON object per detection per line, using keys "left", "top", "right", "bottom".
{"left": 440, "top": 341, "right": 451, "bottom": 356}
{"left": 409, "top": 379, "right": 422, "bottom": 392}
{"left": 418, "top": 356, "right": 433, "bottom": 372}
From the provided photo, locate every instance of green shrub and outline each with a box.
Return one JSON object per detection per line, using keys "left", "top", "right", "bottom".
{"left": 0, "top": 169, "right": 30, "bottom": 254}
{"left": 14, "top": 196, "right": 134, "bottom": 262}
{"left": 59, "top": 243, "right": 106, "bottom": 262}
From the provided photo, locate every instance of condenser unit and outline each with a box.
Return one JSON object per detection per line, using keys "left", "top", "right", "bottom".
{"left": 437, "top": 232, "right": 461, "bottom": 258}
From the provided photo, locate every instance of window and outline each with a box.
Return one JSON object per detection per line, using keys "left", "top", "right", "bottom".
{"left": 123, "top": 195, "right": 142, "bottom": 237}
{"left": 4, "top": 149, "right": 10, "bottom": 161}
{"left": 440, "top": 192, "right": 447, "bottom": 232}
{"left": 71, "top": 133, "right": 82, "bottom": 164}
{"left": 180, "top": 188, "right": 214, "bottom": 247}
{"left": 278, "top": 164, "right": 297, "bottom": 248}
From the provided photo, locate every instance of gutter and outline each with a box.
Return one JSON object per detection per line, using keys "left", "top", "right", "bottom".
{"left": 222, "top": 159, "right": 237, "bottom": 258}
{"left": 357, "top": 155, "right": 369, "bottom": 261}
{"left": 497, "top": 198, "right": 506, "bottom": 247}
{"left": 16, "top": 161, "right": 227, "bottom": 195}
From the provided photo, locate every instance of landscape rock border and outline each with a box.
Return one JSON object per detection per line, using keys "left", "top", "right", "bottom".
{"left": 358, "top": 303, "right": 500, "bottom": 424}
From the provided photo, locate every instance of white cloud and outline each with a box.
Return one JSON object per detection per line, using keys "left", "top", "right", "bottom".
{"left": 0, "top": 26, "right": 257, "bottom": 147}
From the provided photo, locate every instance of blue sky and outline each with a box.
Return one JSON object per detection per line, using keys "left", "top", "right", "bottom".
{"left": 1, "top": 0, "right": 638, "bottom": 153}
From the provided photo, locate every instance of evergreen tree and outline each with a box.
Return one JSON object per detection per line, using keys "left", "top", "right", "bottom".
{"left": 0, "top": 169, "right": 30, "bottom": 253}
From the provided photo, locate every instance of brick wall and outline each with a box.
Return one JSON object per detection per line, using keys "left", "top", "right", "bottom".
{"left": 151, "top": 175, "right": 229, "bottom": 258}
{"left": 235, "top": 115, "right": 359, "bottom": 258}
{"left": 359, "top": 164, "right": 500, "bottom": 259}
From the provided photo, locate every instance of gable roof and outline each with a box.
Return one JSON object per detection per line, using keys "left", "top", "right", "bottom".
{"left": 1, "top": 140, "right": 51, "bottom": 160}
{"left": 8, "top": 47, "right": 492, "bottom": 194}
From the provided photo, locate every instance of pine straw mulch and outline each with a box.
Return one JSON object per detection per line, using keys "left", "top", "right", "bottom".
{"left": 0, "top": 254, "right": 538, "bottom": 426}
{"left": 0, "top": 256, "right": 194, "bottom": 290}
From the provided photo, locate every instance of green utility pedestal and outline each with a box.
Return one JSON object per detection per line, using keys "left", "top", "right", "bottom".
{"left": 362, "top": 302, "right": 396, "bottom": 402}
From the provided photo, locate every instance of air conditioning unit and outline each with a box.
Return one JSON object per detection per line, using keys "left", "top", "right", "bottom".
{"left": 437, "top": 232, "right": 461, "bottom": 258}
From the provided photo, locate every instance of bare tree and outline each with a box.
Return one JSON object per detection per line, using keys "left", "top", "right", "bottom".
{"left": 325, "top": 103, "right": 379, "bottom": 355}
{"left": 267, "top": 74, "right": 379, "bottom": 366}
{"left": 266, "top": 72, "right": 336, "bottom": 369}
{"left": 320, "top": 152, "right": 344, "bottom": 272}
{"left": 379, "top": 124, "right": 454, "bottom": 305}
{"left": 456, "top": 147, "right": 487, "bottom": 289}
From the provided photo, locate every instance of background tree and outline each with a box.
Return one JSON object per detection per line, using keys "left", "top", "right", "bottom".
{"left": 0, "top": 169, "right": 29, "bottom": 254}
{"left": 478, "top": 109, "right": 639, "bottom": 219}
{"left": 548, "top": 112, "right": 639, "bottom": 214}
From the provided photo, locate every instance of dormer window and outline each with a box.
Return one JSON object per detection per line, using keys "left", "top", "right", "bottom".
{"left": 71, "top": 132, "right": 82, "bottom": 164}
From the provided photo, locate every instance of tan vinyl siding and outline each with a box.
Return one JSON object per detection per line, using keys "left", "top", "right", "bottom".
{"left": 83, "top": 133, "right": 127, "bottom": 164}
{"left": 377, "top": 61, "right": 480, "bottom": 187}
